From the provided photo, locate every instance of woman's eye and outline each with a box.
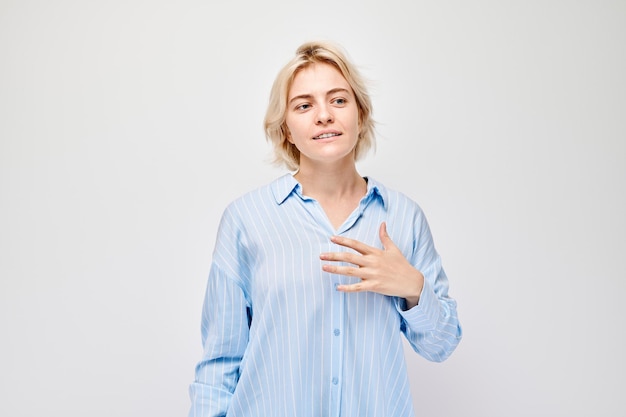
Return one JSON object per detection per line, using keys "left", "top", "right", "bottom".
{"left": 333, "top": 98, "right": 346, "bottom": 105}
{"left": 296, "top": 103, "right": 311, "bottom": 111}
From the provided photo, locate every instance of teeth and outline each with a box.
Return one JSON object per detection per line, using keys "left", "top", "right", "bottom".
{"left": 315, "top": 133, "right": 338, "bottom": 139}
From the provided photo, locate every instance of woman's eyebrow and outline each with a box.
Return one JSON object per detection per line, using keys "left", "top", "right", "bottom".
{"left": 326, "top": 87, "right": 350, "bottom": 96}
{"left": 288, "top": 94, "right": 313, "bottom": 105}
{"left": 289, "top": 88, "right": 351, "bottom": 105}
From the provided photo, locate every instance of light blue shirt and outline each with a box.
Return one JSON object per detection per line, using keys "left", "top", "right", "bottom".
{"left": 189, "top": 174, "right": 462, "bottom": 417}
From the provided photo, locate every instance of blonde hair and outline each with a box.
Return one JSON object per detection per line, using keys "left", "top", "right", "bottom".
{"left": 264, "top": 41, "right": 375, "bottom": 171}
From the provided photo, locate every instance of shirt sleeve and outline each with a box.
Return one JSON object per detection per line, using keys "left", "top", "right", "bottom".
{"left": 395, "top": 208, "right": 462, "bottom": 362}
{"left": 188, "top": 208, "right": 252, "bottom": 417}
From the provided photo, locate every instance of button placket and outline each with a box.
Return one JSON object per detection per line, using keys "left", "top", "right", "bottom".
{"left": 329, "top": 239, "right": 345, "bottom": 417}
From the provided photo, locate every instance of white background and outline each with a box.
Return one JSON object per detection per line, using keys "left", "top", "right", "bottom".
{"left": 1, "top": 1, "right": 625, "bottom": 416}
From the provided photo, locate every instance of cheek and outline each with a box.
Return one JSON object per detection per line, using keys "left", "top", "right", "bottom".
{"left": 285, "top": 118, "right": 305, "bottom": 142}
{"left": 353, "top": 115, "right": 362, "bottom": 137}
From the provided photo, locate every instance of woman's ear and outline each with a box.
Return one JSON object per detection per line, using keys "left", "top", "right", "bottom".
{"left": 285, "top": 126, "right": 294, "bottom": 144}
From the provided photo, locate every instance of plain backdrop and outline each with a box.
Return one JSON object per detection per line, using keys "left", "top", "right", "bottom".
{"left": 1, "top": 1, "right": 625, "bottom": 416}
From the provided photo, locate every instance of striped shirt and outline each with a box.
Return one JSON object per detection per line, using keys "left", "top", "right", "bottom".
{"left": 189, "top": 174, "right": 462, "bottom": 417}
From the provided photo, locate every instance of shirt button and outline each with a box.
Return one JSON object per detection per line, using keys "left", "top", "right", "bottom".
{"left": 332, "top": 377, "right": 338, "bottom": 385}
{"left": 333, "top": 329, "right": 340, "bottom": 336}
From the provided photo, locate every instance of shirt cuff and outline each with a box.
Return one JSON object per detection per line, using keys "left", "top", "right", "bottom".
{"left": 395, "top": 277, "right": 440, "bottom": 332}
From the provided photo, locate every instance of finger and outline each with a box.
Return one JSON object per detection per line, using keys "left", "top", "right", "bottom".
{"left": 329, "top": 235, "right": 376, "bottom": 255}
{"left": 336, "top": 282, "right": 368, "bottom": 293}
{"left": 319, "top": 251, "right": 365, "bottom": 266}
{"left": 322, "top": 264, "right": 362, "bottom": 277}
{"left": 378, "top": 222, "right": 398, "bottom": 251}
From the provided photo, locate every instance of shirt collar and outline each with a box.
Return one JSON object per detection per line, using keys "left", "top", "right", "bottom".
{"left": 270, "top": 174, "right": 300, "bottom": 205}
{"left": 364, "top": 176, "right": 388, "bottom": 210}
{"left": 270, "top": 173, "right": 388, "bottom": 210}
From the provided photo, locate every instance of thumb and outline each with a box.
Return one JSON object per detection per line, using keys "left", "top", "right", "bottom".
{"left": 379, "top": 222, "right": 393, "bottom": 249}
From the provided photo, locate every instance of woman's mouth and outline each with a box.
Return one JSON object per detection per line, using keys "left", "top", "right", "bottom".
{"left": 313, "top": 132, "right": 341, "bottom": 140}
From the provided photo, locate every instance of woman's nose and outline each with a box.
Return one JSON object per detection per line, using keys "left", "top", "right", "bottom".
{"left": 315, "top": 105, "right": 334, "bottom": 124}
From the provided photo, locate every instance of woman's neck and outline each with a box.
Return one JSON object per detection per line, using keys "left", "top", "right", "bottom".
{"left": 294, "top": 161, "right": 366, "bottom": 202}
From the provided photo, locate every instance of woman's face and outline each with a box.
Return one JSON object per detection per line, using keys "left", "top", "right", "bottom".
{"left": 285, "top": 62, "right": 360, "bottom": 169}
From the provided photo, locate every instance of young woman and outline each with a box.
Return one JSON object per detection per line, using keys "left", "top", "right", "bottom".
{"left": 189, "top": 41, "right": 462, "bottom": 417}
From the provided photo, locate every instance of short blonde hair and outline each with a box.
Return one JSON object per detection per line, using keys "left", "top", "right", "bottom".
{"left": 264, "top": 41, "right": 375, "bottom": 171}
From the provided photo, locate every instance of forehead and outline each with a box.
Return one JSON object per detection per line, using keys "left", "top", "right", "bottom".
{"left": 288, "top": 62, "right": 352, "bottom": 98}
